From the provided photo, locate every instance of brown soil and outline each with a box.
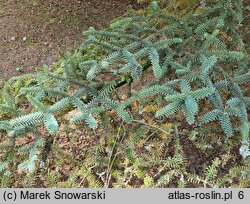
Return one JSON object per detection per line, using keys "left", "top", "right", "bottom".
{"left": 0, "top": 0, "right": 140, "bottom": 80}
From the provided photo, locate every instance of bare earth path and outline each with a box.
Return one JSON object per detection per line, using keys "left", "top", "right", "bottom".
{"left": 0, "top": 0, "right": 139, "bottom": 80}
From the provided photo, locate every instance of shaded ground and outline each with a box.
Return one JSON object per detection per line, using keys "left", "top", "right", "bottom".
{"left": 0, "top": 0, "right": 139, "bottom": 80}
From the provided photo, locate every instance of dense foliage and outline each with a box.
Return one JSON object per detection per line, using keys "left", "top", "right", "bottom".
{"left": 0, "top": 0, "right": 249, "bottom": 187}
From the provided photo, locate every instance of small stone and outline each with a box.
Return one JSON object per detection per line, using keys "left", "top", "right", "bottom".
{"left": 11, "top": 36, "right": 15, "bottom": 41}
{"left": 23, "top": 37, "right": 27, "bottom": 41}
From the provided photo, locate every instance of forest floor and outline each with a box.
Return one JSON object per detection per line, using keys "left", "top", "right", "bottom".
{"left": 0, "top": 0, "right": 249, "bottom": 188}
{"left": 0, "top": 0, "right": 140, "bottom": 80}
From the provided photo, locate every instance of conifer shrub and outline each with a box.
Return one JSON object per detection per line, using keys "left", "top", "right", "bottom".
{"left": 0, "top": 0, "right": 249, "bottom": 179}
